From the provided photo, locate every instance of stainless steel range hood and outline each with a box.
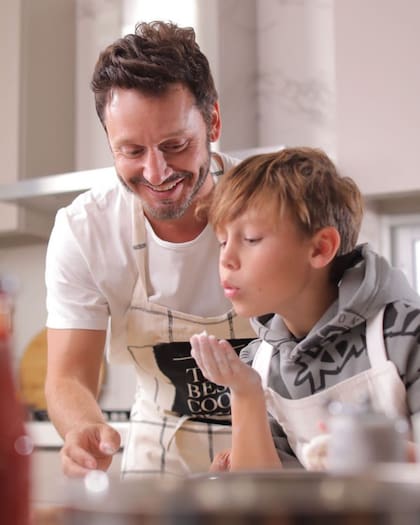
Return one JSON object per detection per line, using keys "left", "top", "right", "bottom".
{"left": 0, "top": 166, "right": 115, "bottom": 214}
{"left": 0, "top": 166, "right": 115, "bottom": 246}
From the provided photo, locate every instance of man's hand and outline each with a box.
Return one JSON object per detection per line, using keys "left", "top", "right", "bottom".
{"left": 60, "top": 422, "right": 121, "bottom": 477}
{"left": 190, "top": 332, "right": 261, "bottom": 395}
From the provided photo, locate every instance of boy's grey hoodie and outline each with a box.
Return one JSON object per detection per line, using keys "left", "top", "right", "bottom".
{"left": 241, "top": 244, "right": 420, "bottom": 462}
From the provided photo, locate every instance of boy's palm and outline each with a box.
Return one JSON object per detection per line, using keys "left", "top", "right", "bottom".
{"left": 190, "top": 333, "right": 261, "bottom": 395}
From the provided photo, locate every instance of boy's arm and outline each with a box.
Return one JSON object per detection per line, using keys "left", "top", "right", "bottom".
{"left": 190, "top": 333, "right": 282, "bottom": 470}
{"left": 229, "top": 386, "right": 283, "bottom": 469}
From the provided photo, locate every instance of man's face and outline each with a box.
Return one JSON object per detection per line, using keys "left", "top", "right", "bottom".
{"left": 104, "top": 85, "right": 220, "bottom": 222}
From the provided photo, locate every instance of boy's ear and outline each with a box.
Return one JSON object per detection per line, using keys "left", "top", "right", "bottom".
{"left": 309, "top": 227, "right": 341, "bottom": 269}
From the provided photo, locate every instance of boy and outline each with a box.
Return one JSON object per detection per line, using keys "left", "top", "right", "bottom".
{"left": 190, "top": 147, "right": 420, "bottom": 470}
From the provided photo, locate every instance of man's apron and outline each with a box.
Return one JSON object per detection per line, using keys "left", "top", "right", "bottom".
{"left": 252, "top": 307, "right": 409, "bottom": 466}
{"left": 121, "top": 199, "right": 254, "bottom": 478}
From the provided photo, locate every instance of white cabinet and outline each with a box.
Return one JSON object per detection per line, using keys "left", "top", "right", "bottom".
{"left": 0, "top": 0, "right": 76, "bottom": 244}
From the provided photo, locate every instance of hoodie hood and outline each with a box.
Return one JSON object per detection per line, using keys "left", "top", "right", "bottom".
{"left": 249, "top": 244, "right": 420, "bottom": 353}
{"left": 337, "top": 244, "right": 420, "bottom": 317}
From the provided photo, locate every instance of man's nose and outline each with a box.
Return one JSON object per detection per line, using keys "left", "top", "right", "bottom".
{"left": 142, "top": 148, "right": 172, "bottom": 185}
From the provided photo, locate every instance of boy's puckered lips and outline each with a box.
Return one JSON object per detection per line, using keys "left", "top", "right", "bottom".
{"left": 221, "top": 280, "right": 240, "bottom": 299}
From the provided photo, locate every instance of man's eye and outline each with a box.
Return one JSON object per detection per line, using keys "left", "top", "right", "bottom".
{"left": 161, "top": 141, "right": 188, "bottom": 153}
{"left": 218, "top": 239, "right": 227, "bottom": 248}
{"left": 121, "top": 148, "right": 143, "bottom": 158}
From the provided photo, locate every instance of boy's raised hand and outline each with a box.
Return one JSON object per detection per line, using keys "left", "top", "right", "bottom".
{"left": 190, "top": 332, "right": 262, "bottom": 395}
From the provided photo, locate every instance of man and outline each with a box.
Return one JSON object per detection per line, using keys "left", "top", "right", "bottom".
{"left": 44, "top": 21, "right": 254, "bottom": 478}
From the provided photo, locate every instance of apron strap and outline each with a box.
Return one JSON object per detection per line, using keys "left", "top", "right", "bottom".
{"left": 164, "top": 414, "right": 190, "bottom": 451}
{"left": 365, "top": 306, "right": 387, "bottom": 368}
{"left": 251, "top": 340, "right": 274, "bottom": 388}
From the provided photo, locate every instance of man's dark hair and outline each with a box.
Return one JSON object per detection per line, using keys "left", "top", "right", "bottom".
{"left": 91, "top": 21, "right": 218, "bottom": 128}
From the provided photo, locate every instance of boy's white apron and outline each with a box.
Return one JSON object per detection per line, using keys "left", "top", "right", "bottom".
{"left": 252, "top": 307, "right": 409, "bottom": 466}
{"left": 121, "top": 199, "right": 254, "bottom": 478}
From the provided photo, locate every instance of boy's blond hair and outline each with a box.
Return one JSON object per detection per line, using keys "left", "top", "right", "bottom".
{"left": 209, "top": 147, "right": 363, "bottom": 256}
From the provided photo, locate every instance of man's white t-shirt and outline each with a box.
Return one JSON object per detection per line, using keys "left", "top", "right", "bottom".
{"left": 45, "top": 153, "right": 237, "bottom": 362}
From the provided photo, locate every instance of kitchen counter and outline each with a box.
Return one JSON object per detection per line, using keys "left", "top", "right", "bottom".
{"left": 26, "top": 421, "right": 129, "bottom": 508}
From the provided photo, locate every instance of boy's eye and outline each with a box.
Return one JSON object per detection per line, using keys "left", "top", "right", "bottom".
{"left": 244, "top": 237, "right": 262, "bottom": 244}
{"left": 216, "top": 235, "right": 227, "bottom": 247}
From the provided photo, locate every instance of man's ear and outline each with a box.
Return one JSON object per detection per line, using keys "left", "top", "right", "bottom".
{"left": 309, "top": 227, "right": 341, "bottom": 269}
{"left": 209, "top": 102, "right": 222, "bottom": 143}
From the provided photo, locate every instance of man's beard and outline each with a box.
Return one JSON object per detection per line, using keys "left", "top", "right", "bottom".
{"left": 118, "top": 143, "right": 211, "bottom": 221}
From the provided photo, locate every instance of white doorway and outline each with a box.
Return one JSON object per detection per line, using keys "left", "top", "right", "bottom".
{"left": 388, "top": 216, "right": 420, "bottom": 294}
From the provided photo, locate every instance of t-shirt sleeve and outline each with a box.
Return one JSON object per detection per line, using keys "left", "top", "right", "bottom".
{"left": 45, "top": 208, "right": 109, "bottom": 330}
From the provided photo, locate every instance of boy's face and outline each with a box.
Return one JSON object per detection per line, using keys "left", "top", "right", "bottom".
{"left": 217, "top": 206, "right": 316, "bottom": 320}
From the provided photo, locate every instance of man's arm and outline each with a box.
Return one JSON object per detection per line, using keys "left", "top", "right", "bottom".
{"left": 45, "top": 328, "right": 121, "bottom": 476}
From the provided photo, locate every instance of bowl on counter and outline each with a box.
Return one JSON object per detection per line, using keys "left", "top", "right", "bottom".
{"left": 62, "top": 466, "right": 420, "bottom": 524}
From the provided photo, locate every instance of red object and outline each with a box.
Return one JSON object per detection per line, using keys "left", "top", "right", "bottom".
{"left": 0, "top": 286, "right": 30, "bottom": 525}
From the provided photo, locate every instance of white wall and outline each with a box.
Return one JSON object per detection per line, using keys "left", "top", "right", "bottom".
{"left": 0, "top": 1, "right": 20, "bottom": 184}
{"left": 335, "top": 0, "right": 420, "bottom": 196}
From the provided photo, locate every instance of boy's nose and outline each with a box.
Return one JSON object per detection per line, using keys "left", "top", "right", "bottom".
{"left": 220, "top": 244, "right": 239, "bottom": 270}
